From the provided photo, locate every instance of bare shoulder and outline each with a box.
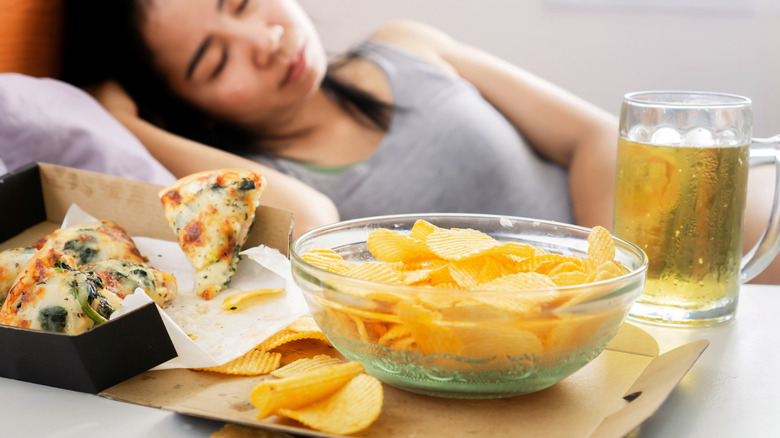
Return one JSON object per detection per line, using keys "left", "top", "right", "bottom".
{"left": 369, "top": 20, "right": 458, "bottom": 75}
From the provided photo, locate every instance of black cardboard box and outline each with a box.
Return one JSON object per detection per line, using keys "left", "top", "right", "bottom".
{"left": 0, "top": 163, "right": 293, "bottom": 393}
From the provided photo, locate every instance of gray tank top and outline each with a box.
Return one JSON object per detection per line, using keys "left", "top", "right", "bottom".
{"left": 249, "top": 39, "right": 573, "bottom": 223}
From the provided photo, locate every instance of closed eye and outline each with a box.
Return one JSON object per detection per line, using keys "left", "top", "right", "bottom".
{"left": 210, "top": 45, "right": 229, "bottom": 79}
{"left": 235, "top": 0, "right": 249, "bottom": 14}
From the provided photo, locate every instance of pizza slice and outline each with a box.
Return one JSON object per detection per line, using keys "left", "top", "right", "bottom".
{"left": 82, "top": 259, "right": 178, "bottom": 307}
{"left": 0, "top": 247, "right": 179, "bottom": 334}
{"left": 0, "top": 247, "right": 122, "bottom": 334}
{"left": 159, "top": 168, "right": 266, "bottom": 300}
{"left": 0, "top": 247, "right": 37, "bottom": 306}
{"left": 34, "top": 220, "right": 147, "bottom": 267}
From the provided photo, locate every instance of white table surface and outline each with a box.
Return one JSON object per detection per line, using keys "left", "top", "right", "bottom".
{"left": 1, "top": 284, "right": 778, "bottom": 438}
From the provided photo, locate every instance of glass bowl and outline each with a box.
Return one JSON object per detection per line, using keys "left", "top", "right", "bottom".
{"left": 290, "top": 214, "right": 647, "bottom": 399}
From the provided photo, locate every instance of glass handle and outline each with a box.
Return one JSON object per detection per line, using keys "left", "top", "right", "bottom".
{"left": 742, "top": 135, "right": 780, "bottom": 282}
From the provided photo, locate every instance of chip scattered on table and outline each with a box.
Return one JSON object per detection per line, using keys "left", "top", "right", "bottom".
{"left": 256, "top": 316, "right": 329, "bottom": 351}
{"left": 270, "top": 354, "right": 345, "bottom": 379}
{"left": 250, "top": 361, "right": 365, "bottom": 419}
{"left": 197, "top": 350, "right": 282, "bottom": 376}
{"left": 276, "top": 373, "right": 383, "bottom": 435}
{"left": 220, "top": 288, "right": 285, "bottom": 311}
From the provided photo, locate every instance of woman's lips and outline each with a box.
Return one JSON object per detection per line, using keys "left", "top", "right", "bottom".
{"left": 281, "top": 47, "right": 306, "bottom": 88}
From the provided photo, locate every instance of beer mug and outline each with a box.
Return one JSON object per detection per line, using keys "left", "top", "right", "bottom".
{"left": 612, "top": 91, "right": 780, "bottom": 325}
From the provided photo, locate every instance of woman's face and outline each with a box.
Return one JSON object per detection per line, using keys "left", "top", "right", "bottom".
{"left": 140, "top": 0, "right": 327, "bottom": 130}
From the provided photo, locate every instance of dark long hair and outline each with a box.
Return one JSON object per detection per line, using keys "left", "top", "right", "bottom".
{"left": 62, "top": 0, "right": 393, "bottom": 155}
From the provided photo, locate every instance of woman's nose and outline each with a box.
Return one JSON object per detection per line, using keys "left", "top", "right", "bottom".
{"left": 247, "top": 24, "right": 284, "bottom": 67}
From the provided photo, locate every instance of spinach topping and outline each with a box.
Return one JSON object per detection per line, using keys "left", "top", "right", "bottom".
{"left": 237, "top": 179, "right": 256, "bottom": 191}
{"left": 63, "top": 239, "right": 99, "bottom": 264}
{"left": 38, "top": 306, "right": 68, "bottom": 332}
{"left": 54, "top": 259, "right": 73, "bottom": 271}
{"left": 69, "top": 273, "right": 112, "bottom": 325}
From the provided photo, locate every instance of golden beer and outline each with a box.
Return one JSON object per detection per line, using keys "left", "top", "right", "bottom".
{"left": 613, "top": 138, "right": 749, "bottom": 324}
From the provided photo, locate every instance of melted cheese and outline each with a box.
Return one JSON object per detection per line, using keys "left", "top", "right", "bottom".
{"left": 12, "top": 271, "right": 94, "bottom": 335}
{"left": 83, "top": 259, "right": 178, "bottom": 306}
{"left": 39, "top": 221, "right": 146, "bottom": 266}
{"left": 0, "top": 247, "right": 37, "bottom": 305}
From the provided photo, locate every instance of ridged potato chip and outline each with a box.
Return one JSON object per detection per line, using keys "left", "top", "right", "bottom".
{"left": 300, "top": 247, "right": 352, "bottom": 273}
{"left": 408, "top": 219, "right": 439, "bottom": 242}
{"left": 341, "top": 262, "right": 403, "bottom": 285}
{"left": 425, "top": 228, "right": 499, "bottom": 260}
{"left": 397, "top": 301, "right": 463, "bottom": 356}
{"left": 250, "top": 361, "right": 365, "bottom": 419}
{"left": 271, "top": 355, "right": 345, "bottom": 379}
{"left": 587, "top": 226, "right": 615, "bottom": 264}
{"left": 197, "top": 350, "right": 282, "bottom": 376}
{"left": 276, "top": 373, "right": 383, "bottom": 435}
{"left": 367, "top": 228, "right": 435, "bottom": 263}
{"left": 377, "top": 323, "right": 412, "bottom": 346}
{"left": 257, "top": 317, "right": 329, "bottom": 351}
{"left": 453, "top": 324, "right": 543, "bottom": 362}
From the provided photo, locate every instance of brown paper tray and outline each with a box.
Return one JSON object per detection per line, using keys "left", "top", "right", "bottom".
{"left": 101, "top": 323, "right": 708, "bottom": 438}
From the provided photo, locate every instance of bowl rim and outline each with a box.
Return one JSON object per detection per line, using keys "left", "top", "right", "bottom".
{"left": 290, "top": 213, "right": 648, "bottom": 296}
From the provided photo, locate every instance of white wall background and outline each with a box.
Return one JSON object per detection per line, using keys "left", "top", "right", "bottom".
{"left": 299, "top": 0, "right": 780, "bottom": 136}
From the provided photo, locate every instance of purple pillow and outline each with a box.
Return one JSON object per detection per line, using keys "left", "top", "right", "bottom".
{"left": 0, "top": 73, "right": 175, "bottom": 185}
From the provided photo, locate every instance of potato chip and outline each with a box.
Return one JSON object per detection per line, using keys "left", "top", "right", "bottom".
{"left": 447, "top": 257, "right": 486, "bottom": 288}
{"left": 220, "top": 288, "right": 284, "bottom": 311}
{"left": 341, "top": 262, "right": 403, "bottom": 285}
{"left": 469, "top": 294, "right": 546, "bottom": 317}
{"left": 401, "top": 267, "right": 436, "bottom": 285}
{"left": 397, "top": 301, "right": 463, "bottom": 355}
{"left": 250, "top": 361, "right": 365, "bottom": 419}
{"left": 366, "top": 228, "right": 435, "bottom": 263}
{"left": 542, "top": 311, "right": 620, "bottom": 362}
{"left": 587, "top": 225, "right": 615, "bottom": 264}
{"left": 197, "top": 350, "right": 282, "bottom": 376}
{"left": 479, "top": 272, "right": 557, "bottom": 291}
{"left": 453, "top": 324, "right": 543, "bottom": 362}
{"left": 300, "top": 246, "right": 351, "bottom": 273}
{"left": 271, "top": 355, "right": 345, "bottom": 379}
{"left": 257, "top": 318, "right": 329, "bottom": 351}
{"left": 276, "top": 373, "right": 383, "bottom": 435}
{"left": 550, "top": 270, "right": 589, "bottom": 286}
{"left": 387, "top": 334, "right": 417, "bottom": 352}
{"left": 325, "top": 301, "right": 401, "bottom": 324}
{"left": 409, "top": 219, "right": 439, "bottom": 242}
{"left": 483, "top": 242, "right": 536, "bottom": 260}
{"left": 349, "top": 314, "right": 371, "bottom": 344}
{"left": 478, "top": 255, "right": 521, "bottom": 284}
{"left": 377, "top": 323, "right": 412, "bottom": 346}
{"left": 437, "top": 302, "right": 516, "bottom": 323}
{"left": 425, "top": 228, "right": 498, "bottom": 260}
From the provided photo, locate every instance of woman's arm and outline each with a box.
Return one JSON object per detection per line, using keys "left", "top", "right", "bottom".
{"left": 372, "top": 21, "right": 618, "bottom": 229}
{"left": 87, "top": 82, "right": 340, "bottom": 238}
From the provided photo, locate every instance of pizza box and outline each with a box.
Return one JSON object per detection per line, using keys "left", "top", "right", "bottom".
{"left": 0, "top": 162, "right": 294, "bottom": 393}
{"left": 101, "top": 323, "right": 708, "bottom": 438}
